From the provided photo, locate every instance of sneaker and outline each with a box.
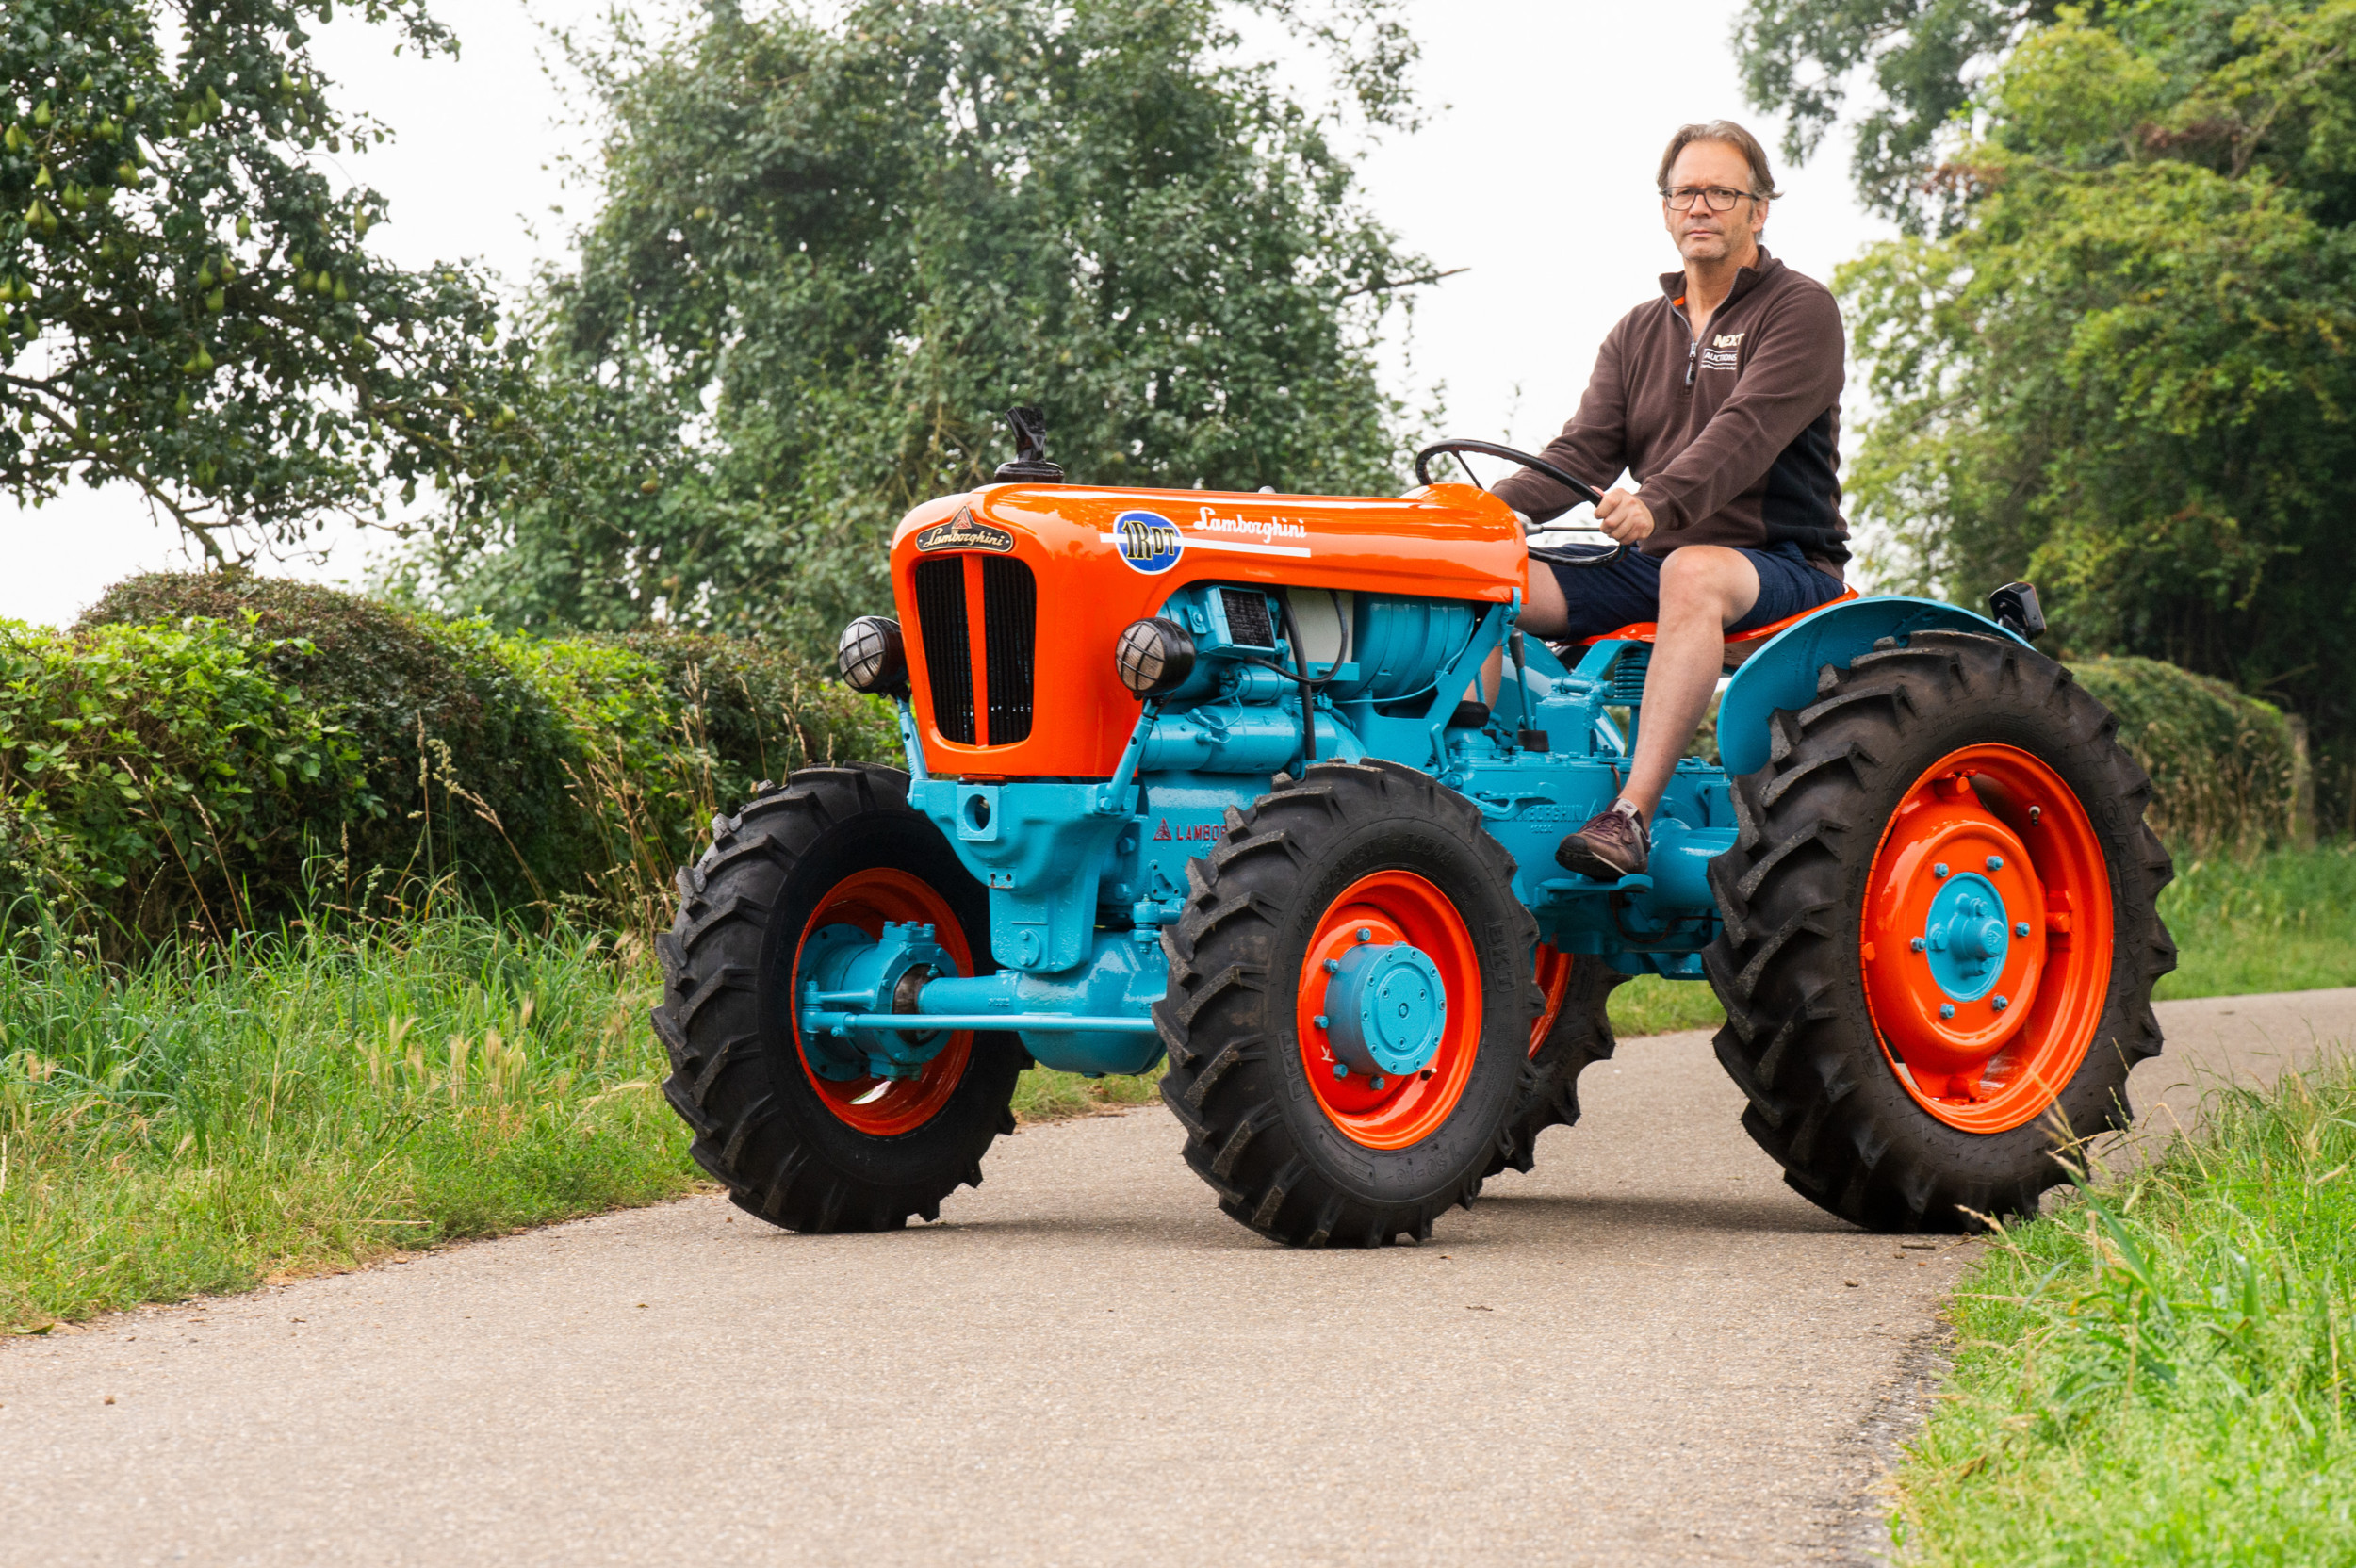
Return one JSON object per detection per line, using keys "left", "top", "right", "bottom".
{"left": 1555, "top": 801, "right": 1648, "bottom": 880}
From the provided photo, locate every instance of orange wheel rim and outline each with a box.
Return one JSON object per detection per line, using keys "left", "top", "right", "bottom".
{"left": 1295, "top": 871, "right": 1484, "bottom": 1151}
{"left": 793, "top": 868, "right": 975, "bottom": 1135}
{"left": 1529, "top": 943, "right": 1572, "bottom": 1057}
{"left": 1858, "top": 744, "right": 2114, "bottom": 1134}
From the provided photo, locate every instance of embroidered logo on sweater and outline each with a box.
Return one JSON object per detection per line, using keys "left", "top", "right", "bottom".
{"left": 1700, "top": 331, "right": 1744, "bottom": 372}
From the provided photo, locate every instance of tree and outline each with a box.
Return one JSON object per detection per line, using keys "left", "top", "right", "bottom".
{"left": 0, "top": 1, "right": 530, "bottom": 563}
{"left": 401, "top": 0, "right": 1435, "bottom": 656}
{"left": 1827, "top": 1, "right": 2356, "bottom": 809}
{"left": 1735, "top": 0, "right": 2061, "bottom": 228}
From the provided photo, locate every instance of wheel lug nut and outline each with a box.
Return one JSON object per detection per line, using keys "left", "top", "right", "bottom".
{"left": 1932, "top": 862, "right": 1949, "bottom": 878}
{"left": 1939, "top": 1004, "right": 1955, "bottom": 1020}
{"left": 1333, "top": 1063, "right": 1349, "bottom": 1079}
{"left": 1356, "top": 927, "right": 1373, "bottom": 943}
{"left": 1992, "top": 995, "right": 2009, "bottom": 1011}
{"left": 1369, "top": 1076, "right": 1386, "bottom": 1090}
{"left": 1323, "top": 958, "right": 1340, "bottom": 973}
{"left": 1910, "top": 937, "right": 1927, "bottom": 953}
{"left": 1313, "top": 1014, "right": 1329, "bottom": 1030}
{"left": 1986, "top": 855, "right": 2004, "bottom": 871}
{"left": 2015, "top": 922, "right": 2031, "bottom": 938}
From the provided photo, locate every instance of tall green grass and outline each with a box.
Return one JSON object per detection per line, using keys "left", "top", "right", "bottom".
{"left": 2155, "top": 843, "right": 2356, "bottom": 1000}
{"left": 0, "top": 915, "right": 694, "bottom": 1332}
{"left": 1894, "top": 1056, "right": 2356, "bottom": 1564}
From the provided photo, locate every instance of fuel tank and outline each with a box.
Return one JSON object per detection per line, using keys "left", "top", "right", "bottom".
{"left": 890, "top": 482, "right": 1525, "bottom": 779}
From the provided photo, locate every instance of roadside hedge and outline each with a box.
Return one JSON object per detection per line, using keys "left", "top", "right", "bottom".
{"left": 1, "top": 575, "right": 892, "bottom": 954}
{"left": 2069, "top": 656, "right": 2300, "bottom": 855}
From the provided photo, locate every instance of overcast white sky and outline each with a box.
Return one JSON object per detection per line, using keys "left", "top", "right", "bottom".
{"left": 0, "top": 0, "right": 1891, "bottom": 628}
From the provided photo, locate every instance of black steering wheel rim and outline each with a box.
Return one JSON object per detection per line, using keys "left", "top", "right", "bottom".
{"left": 1412, "top": 438, "right": 1627, "bottom": 569}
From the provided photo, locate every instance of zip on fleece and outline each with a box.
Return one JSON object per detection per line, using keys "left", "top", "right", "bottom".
{"left": 1488, "top": 248, "right": 1853, "bottom": 569}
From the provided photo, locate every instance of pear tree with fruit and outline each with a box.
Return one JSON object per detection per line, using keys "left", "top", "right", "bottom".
{"left": 0, "top": 0, "right": 532, "bottom": 562}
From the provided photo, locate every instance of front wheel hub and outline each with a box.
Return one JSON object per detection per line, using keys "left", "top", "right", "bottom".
{"left": 799, "top": 919, "right": 960, "bottom": 1080}
{"left": 1323, "top": 941, "right": 1448, "bottom": 1080}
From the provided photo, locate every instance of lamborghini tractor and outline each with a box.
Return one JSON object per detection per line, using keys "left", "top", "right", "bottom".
{"left": 651, "top": 416, "right": 2172, "bottom": 1247}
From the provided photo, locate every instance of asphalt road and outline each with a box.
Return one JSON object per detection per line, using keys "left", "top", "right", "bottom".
{"left": 4, "top": 988, "right": 2350, "bottom": 1568}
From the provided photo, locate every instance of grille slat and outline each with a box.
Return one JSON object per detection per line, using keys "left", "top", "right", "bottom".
{"left": 913, "top": 557, "right": 975, "bottom": 744}
{"left": 981, "top": 556, "right": 1037, "bottom": 744}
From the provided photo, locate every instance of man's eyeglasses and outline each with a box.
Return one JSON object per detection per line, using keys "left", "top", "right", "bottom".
{"left": 1661, "top": 186, "right": 1757, "bottom": 213}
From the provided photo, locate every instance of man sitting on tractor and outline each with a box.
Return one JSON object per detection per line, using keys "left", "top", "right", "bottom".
{"left": 1492, "top": 119, "right": 1851, "bottom": 881}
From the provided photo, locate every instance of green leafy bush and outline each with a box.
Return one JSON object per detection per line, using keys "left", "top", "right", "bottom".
{"left": 2070, "top": 656, "right": 2299, "bottom": 855}
{"left": 78, "top": 572, "right": 585, "bottom": 910}
{"left": 6, "top": 574, "right": 892, "bottom": 951}
{"left": 582, "top": 629, "right": 894, "bottom": 808}
{"left": 0, "top": 617, "right": 367, "bottom": 950}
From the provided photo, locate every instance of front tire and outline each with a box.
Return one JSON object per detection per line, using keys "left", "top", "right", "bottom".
{"left": 1156, "top": 761, "right": 1545, "bottom": 1247}
{"left": 1703, "top": 631, "right": 2175, "bottom": 1232}
{"left": 651, "top": 764, "right": 1026, "bottom": 1233}
{"left": 1482, "top": 946, "right": 1626, "bottom": 1179}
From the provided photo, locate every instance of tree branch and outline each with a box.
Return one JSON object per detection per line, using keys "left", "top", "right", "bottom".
{"left": 1346, "top": 265, "right": 1467, "bottom": 297}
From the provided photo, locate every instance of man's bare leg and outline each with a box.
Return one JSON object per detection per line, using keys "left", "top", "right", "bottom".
{"left": 1553, "top": 547, "right": 1760, "bottom": 879}
{"left": 1619, "top": 546, "right": 1759, "bottom": 818}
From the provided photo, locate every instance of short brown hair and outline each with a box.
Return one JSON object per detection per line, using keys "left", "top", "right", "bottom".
{"left": 1657, "top": 121, "right": 1782, "bottom": 201}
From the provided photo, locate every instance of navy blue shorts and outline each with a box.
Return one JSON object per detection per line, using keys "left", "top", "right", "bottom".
{"left": 1545, "top": 540, "right": 1845, "bottom": 642}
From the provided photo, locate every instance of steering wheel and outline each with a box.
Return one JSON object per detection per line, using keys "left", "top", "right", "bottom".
{"left": 1413, "top": 438, "right": 1627, "bottom": 569}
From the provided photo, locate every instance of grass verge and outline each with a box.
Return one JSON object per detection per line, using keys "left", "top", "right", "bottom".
{"left": 0, "top": 916, "right": 693, "bottom": 1334}
{"left": 1014, "top": 1063, "right": 1165, "bottom": 1123}
{"left": 2154, "top": 842, "right": 2356, "bottom": 1000}
{"left": 1892, "top": 1054, "right": 2356, "bottom": 1564}
{"left": 1610, "top": 973, "right": 1726, "bottom": 1037}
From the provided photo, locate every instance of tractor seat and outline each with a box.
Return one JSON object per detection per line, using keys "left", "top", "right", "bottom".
{"left": 1573, "top": 589, "right": 1860, "bottom": 668}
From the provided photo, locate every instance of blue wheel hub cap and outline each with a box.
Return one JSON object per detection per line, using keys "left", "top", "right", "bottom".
{"left": 1922, "top": 874, "right": 2010, "bottom": 1002}
{"left": 1322, "top": 942, "right": 1448, "bottom": 1077}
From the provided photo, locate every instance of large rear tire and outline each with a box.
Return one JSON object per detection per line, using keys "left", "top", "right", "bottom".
{"left": 1703, "top": 631, "right": 2175, "bottom": 1232}
{"left": 651, "top": 764, "right": 1026, "bottom": 1232}
{"left": 1156, "top": 760, "right": 1545, "bottom": 1247}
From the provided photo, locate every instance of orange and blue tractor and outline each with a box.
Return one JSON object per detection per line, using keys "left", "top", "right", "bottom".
{"left": 652, "top": 413, "right": 2172, "bottom": 1247}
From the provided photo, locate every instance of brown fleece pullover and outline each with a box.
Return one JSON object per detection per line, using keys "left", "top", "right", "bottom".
{"left": 1492, "top": 248, "right": 1850, "bottom": 575}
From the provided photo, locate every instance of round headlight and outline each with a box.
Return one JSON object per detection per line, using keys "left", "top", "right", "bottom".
{"left": 1115, "top": 617, "right": 1196, "bottom": 698}
{"left": 837, "top": 615, "right": 908, "bottom": 696}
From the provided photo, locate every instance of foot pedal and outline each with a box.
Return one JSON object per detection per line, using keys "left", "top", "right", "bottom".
{"left": 1447, "top": 700, "right": 1491, "bottom": 728}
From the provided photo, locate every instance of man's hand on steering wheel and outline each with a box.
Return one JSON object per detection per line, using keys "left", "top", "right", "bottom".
{"left": 1595, "top": 488, "right": 1656, "bottom": 544}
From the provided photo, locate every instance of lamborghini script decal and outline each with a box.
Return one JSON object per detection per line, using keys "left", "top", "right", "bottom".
{"left": 914, "top": 507, "right": 1016, "bottom": 553}
{"left": 1101, "top": 505, "right": 1314, "bottom": 568}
